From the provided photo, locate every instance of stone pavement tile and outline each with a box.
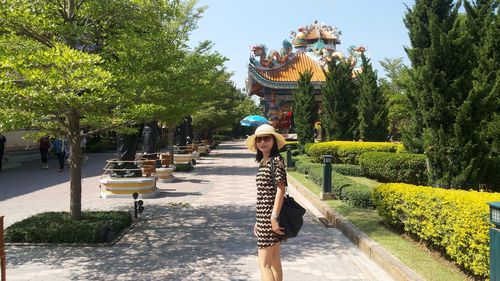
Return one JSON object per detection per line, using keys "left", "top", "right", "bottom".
{"left": 3, "top": 141, "right": 394, "bottom": 281}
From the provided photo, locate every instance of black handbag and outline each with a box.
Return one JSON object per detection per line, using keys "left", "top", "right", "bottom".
{"left": 271, "top": 160, "right": 306, "bottom": 238}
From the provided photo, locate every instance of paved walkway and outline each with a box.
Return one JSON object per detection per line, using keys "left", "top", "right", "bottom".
{"left": 0, "top": 141, "right": 394, "bottom": 281}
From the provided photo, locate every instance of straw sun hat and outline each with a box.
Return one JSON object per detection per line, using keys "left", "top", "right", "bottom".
{"left": 245, "top": 124, "right": 287, "bottom": 152}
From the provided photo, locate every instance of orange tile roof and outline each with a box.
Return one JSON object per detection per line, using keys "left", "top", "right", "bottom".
{"left": 255, "top": 52, "right": 326, "bottom": 83}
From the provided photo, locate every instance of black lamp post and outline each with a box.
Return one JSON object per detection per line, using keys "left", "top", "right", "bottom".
{"left": 286, "top": 144, "right": 294, "bottom": 168}
{"left": 132, "top": 192, "right": 144, "bottom": 219}
{"left": 320, "top": 155, "right": 335, "bottom": 200}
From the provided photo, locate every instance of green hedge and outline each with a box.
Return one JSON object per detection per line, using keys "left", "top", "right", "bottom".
{"left": 5, "top": 211, "right": 132, "bottom": 243}
{"left": 333, "top": 164, "right": 364, "bottom": 176}
{"left": 282, "top": 141, "right": 299, "bottom": 151}
{"left": 212, "top": 135, "right": 232, "bottom": 142}
{"left": 358, "top": 152, "right": 428, "bottom": 185}
{"left": 307, "top": 141, "right": 401, "bottom": 164}
{"left": 294, "top": 158, "right": 373, "bottom": 208}
{"left": 174, "top": 163, "right": 193, "bottom": 172}
{"left": 373, "top": 183, "right": 500, "bottom": 278}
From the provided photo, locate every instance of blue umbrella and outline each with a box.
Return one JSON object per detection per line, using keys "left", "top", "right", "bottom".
{"left": 240, "top": 115, "right": 268, "bottom": 127}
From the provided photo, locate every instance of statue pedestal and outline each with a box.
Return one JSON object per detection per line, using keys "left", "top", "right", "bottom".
{"left": 197, "top": 144, "right": 209, "bottom": 154}
{"left": 192, "top": 151, "right": 200, "bottom": 159}
{"left": 174, "top": 154, "right": 195, "bottom": 165}
{"left": 100, "top": 176, "right": 159, "bottom": 199}
{"left": 156, "top": 167, "right": 175, "bottom": 183}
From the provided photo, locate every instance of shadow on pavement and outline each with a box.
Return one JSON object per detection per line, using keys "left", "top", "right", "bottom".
{"left": 194, "top": 165, "right": 257, "bottom": 176}
{"left": 7, "top": 203, "right": 351, "bottom": 280}
{"left": 0, "top": 153, "right": 115, "bottom": 201}
{"left": 156, "top": 191, "right": 203, "bottom": 198}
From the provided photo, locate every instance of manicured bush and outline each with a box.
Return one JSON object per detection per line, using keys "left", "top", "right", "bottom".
{"left": 333, "top": 164, "right": 364, "bottom": 176}
{"left": 303, "top": 142, "right": 314, "bottom": 153}
{"left": 280, "top": 151, "right": 305, "bottom": 169}
{"left": 295, "top": 160, "right": 323, "bottom": 186}
{"left": 307, "top": 141, "right": 400, "bottom": 164}
{"left": 294, "top": 157, "right": 373, "bottom": 208}
{"left": 212, "top": 135, "right": 231, "bottom": 142}
{"left": 5, "top": 211, "right": 132, "bottom": 243}
{"left": 282, "top": 141, "right": 299, "bottom": 151}
{"left": 341, "top": 184, "right": 373, "bottom": 208}
{"left": 174, "top": 163, "right": 193, "bottom": 172}
{"left": 358, "top": 152, "right": 427, "bottom": 185}
{"left": 373, "top": 183, "right": 500, "bottom": 278}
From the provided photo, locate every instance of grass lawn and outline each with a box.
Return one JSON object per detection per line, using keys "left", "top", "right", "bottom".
{"left": 345, "top": 175, "right": 380, "bottom": 188}
{"left": 288, "top": 171, "right": 472, "bottom": 281}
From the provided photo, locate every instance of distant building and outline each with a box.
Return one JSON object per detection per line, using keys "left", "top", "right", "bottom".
{"left": 246, "top": 20, "right": 365, "bottom": 135}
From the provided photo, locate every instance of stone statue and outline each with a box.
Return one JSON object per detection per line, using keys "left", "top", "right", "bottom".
{"left": 113, "top": 132, "right": 141, "bottom": 177}
{"left": 142, "top": 121, "right": 160, "bottom": 158}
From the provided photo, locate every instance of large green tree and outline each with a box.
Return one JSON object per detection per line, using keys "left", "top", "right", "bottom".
{"left": 321, "top": 59, "right": 358, "bottom": 140}
{"left": 293, "top": 70, "right": 318, "bottom": 147}
{"left": 404, "top": 0, "right": 498, "bottom": 188}
{"left": 192, "top": 78, "right": 258, "bottom": 141}
{"left": 357, "top": 54, "right": 388, "bottom": 141}
{"left": 0, "top": 0, "right": 221, "bottom": 218}
{"left": 379, "top": 58, "right": 412, "bottom": 141}
{"left": 453, "top": 0, "right": 499, "bottom": 188}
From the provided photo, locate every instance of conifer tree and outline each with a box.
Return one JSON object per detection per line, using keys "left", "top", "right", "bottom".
{"left": 451, "top": 1, "right": 499, "bottom": 187}
{"left": 403, "top": 0, "right": 497, "bottom": 188}
{"left": 321, "top": 59, "right": 358, "bottom": 140}
{"left": 402, "top": 0, "right": 456, "bottom": 152}
{"left": 293, "top": 70, "right": 318, "bottom": 147}
{"left": 357, "top": 53, "right": 388, "bottom": 141}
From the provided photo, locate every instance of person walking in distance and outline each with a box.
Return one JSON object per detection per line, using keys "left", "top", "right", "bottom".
{"left": 246, "top": 124, "right": 288, "bottom": 281}
{"left": 80, "top": 130, "right": 87, "bottom": 160}
{"left": 49, "top": 137, "right": 65, "bottom": 172}
{"left": 39, "top": 136, "right": 51, "bottom": 169}
{"left": 0, "top": 133, "right": 6, "bottom": 172}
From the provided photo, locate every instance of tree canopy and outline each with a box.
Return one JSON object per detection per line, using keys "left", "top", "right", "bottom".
{"left": 0, "top": 0, "right": 232, "bottom": 218}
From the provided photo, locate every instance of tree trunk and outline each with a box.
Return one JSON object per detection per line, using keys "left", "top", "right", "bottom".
{"left": 168, "top": 126, "right": 175, "bottom": 157}
{"left": 66, "top": 0, "right": 75, "bottom": 19}
{"left": 68, "top": 110, "right": 82, "bottom": 220}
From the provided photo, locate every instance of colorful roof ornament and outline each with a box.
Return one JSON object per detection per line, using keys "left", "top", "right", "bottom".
{"left": 250, "top": 40, "right": 293, "bottom": 68}
{"left": 247, "top": 20, "right": 367, "bottom": 95}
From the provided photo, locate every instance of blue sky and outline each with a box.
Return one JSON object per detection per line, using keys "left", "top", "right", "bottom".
{"left": 189, "top": 0, "right": 415, "bottom": 91}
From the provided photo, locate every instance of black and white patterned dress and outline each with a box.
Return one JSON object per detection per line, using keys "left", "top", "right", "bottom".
{"left": 255, "top": 155, "right": 287, "bottom": 248}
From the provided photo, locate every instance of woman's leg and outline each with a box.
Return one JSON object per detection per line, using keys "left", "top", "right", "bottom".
{"left": 269, "top": 243, "right": 282, "bottom": 280}
{"left": 257, "top": 242, "right": 282, "bottom": 281}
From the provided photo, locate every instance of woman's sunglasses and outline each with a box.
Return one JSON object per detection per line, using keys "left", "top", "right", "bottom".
{"left": 255, "top": 135, "right": 273, "bottom": 143}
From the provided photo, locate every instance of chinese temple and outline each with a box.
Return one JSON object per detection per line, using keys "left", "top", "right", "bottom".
{"left": 246, "top": 21, "right": 365, "bottom": 135}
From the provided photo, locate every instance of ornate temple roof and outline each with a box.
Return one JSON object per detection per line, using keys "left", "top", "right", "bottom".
{"left": 247, "top": 51, "right": 325, "bottom": 96}
{"left": 247, "top": 20, "right": 366, "bottom": 96}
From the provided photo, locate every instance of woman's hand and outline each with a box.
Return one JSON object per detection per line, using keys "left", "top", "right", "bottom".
{"left": 271, "top": 217, "right": 285, "bottom": 235}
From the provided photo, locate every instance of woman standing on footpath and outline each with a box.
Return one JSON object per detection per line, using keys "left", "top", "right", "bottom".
{"left": 246, "top": 124, "right": 288, "bottom": 281}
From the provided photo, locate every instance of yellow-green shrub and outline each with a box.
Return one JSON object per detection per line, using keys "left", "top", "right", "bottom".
{"left": 373, "top": 183, "right": 500, "bottom": 278}
{"left": 307, "top": 141, "right": 400, "bottom": 164}
{"left": 283, "top": 141, "right": 299, "bottom": 151}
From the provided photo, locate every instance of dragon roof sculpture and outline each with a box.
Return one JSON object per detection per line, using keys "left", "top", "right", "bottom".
{"left": 247, "top": 20, "right": 367, "bottom": 95}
